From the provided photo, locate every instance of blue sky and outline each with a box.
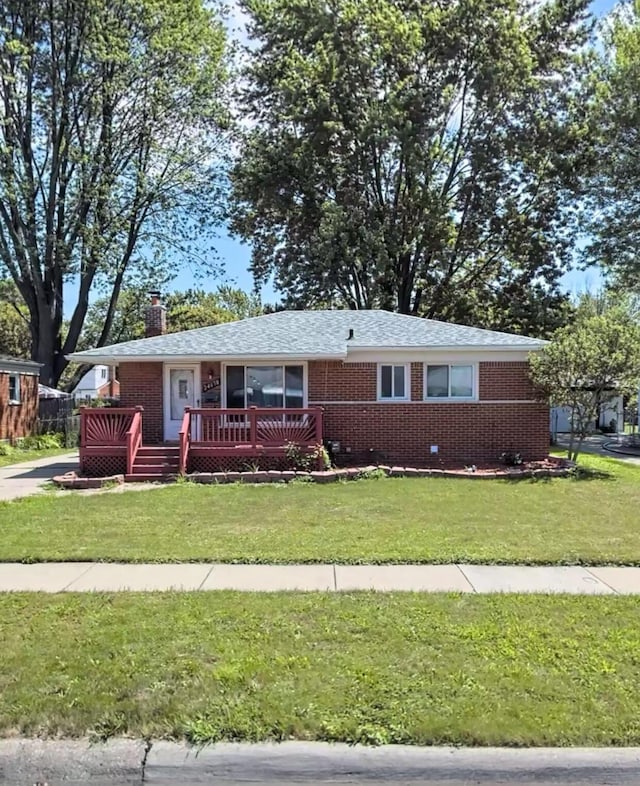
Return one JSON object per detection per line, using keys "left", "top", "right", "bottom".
{"left": 164, "top": 0, "right": 618, "bottom": 303}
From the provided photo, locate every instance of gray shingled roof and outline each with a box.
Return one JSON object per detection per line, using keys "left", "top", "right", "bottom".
{"left": 67, "top": 309, "right": 546, "bottom": 362}
{"left": 0, "top": 354, "right": 41, "bottom": 373}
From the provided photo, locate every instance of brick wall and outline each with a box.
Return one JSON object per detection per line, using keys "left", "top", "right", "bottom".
{"left": 0, "top": 372, "right": 39, "bottom": 442}
{"left": 309, "top": 359, "right": 548, "bottom": 466}
{"left": 118, "top": 362, "right": 163, "bottom": 443}
{"left": 479, "top": 361, "right": 538, "bottom": 400}
{"left": 116, "top": 357, "right": 549, "bottom": 465}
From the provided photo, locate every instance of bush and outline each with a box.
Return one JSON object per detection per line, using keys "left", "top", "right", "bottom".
{"left": 0, "top": 443, "right": 13, "bottom": 457}
{"left": 499, "top": 450, "right": 523, "bottom": 467}
{"left": 15, "top": 433, "right": 64, "bottom": 451}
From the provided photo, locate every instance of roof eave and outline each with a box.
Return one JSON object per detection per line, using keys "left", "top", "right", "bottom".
{"left": 347, "top": 343, "right": 547, "bottom": 352}
{"left": 66, "top": 351, "right": 348, "bottom": 364}
{"left": 0, "top": 358, "right": 42, "bottom": 374}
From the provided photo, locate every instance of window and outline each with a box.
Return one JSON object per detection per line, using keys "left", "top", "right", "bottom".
{"left": 425, "top": 364, "right": 474, "bottom": 399}
{"left": 225, "top": 365, "right": 305, "bottom": 408}
{"left": 101, "top": 367, "right": 107, "bottom": 379}
{"left": 378, "top": 364, "right": 408, "bottom": 400}
{"left": 8, "top": 374, "right": 20, "bottom": 404}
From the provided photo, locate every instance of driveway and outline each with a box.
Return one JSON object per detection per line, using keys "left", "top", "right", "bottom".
{"left": 0, "top": 452, "right": 79, "bottom": 502}
{"left": 554, "top": 434, "right": 640, "bottom": 465}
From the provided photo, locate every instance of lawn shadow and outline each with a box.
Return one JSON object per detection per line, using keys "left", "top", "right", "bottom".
{"left": 503, "top": 466, "right": 614, "bottom": 483}
{"left": 569, "top": 465, "right": 614, "bottom": 482}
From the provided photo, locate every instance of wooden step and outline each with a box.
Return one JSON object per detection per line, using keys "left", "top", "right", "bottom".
{"left": 125, "top": 473, "right": 177, "bottom": 483}
{"left": 136, "top": 447, "right": 179, "bottom": 456}
{"left": 131, "top": 463, "right": 179, "bottom": 474}
{"left": 133, "top": 455, "right": 179, "bottom": 466}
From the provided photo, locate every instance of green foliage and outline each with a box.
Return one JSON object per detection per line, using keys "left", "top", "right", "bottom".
{"left": 3, "top": 452, "right": 640, "bottom": 565}
{"left": 4, "top": 593, "right": 640, "bottom": 745}
{"left": 15, "top": 434, "right": 64, "bottom": 451}
{"left": 0, "top": 0, "right": 230, "bottom": 385}
{"left": 284, "top": 441, "right": 332, "bottom": 470}
{"left": 231, "top": 0, "right": 590, "bottom": 335}
{"left": 0, "top": 281, "right": 31, "bottom": 358}
{"left": 583, "top": 3, "right": 640, "bottom": 290}
{"left": 531, "top": 300, "right": 640, "bottom": 461}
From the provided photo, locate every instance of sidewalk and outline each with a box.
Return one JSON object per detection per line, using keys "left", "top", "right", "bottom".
{"left": 0, "top": 452, "right": 79, "bottom": 501}
{"left": 1, "top": 562, "right": 639, "bottom": 594}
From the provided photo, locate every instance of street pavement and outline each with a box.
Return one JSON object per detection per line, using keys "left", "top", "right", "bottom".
{"left": 0, "top": 561, "right": 639, "bottom": 593}
{"left": 1, "top": 741, "right": 639, "bottom": 785}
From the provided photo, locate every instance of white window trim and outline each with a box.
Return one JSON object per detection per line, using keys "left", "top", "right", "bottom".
{"left": 424, "top": 362, "right": 478, "bottom": 402}
{"left": 377, "top": 363, "right": 410, "bottom": 402}
{"left": 221, "top": 361, "right": 309, "bottom": 408}
{"left": 8, "top": 374, "right": 21, "bottom": 405}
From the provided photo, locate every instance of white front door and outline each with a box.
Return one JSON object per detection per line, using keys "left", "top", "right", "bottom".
{"left": 163, "top": 365, "right": 200, "bottom": 441}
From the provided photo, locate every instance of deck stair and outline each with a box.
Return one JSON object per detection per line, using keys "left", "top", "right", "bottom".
{"left": 126, "top": 445, "right": 179, "bottom": 482}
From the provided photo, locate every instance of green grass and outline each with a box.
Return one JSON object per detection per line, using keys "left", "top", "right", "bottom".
{"left": 1, "top": 453, "right": 639, "bottom": 565}
{"left": 1, "top": 592, "right": 640, "bottom": 745}
{"left": 0, "top": 446, "right": 74, "bottom": 468}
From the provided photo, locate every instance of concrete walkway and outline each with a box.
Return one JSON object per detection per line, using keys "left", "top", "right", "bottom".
{"left": 1, "top": 562, "right": 640, "bottom": 594}
{"left": 0, "top": 452, "right": 79, "bottom": 501}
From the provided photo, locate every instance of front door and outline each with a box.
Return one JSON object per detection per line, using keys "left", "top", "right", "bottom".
{"left": 164, "top": 365, "right": 200, "bottom": 441}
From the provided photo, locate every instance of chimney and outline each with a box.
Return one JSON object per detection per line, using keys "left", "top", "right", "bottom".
{"left": 145, "top": 290, "right": 167, "bottom": 337}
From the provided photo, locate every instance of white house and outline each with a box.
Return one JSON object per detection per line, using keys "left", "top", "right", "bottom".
{"left": 72, "top": 365, "right": 119, "bottom": 401}
{"left": 550, "top": 395, "right": 624, "bottom": 435}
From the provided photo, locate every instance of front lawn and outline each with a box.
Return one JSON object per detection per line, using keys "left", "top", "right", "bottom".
{"left": 1, "top": 592, "right": 640, "bottom": 745}
{"left": 1, "top": 453, "right": 639, "bottom": 565}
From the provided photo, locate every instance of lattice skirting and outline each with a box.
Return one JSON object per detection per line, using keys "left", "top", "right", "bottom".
{"left": 189, "top": 454, "right": 293, "bottom": 473}
{"left": 81, "top": 455, "right": 126, "bottom": 477}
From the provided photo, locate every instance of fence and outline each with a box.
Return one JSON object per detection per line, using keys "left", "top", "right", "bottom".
{"left": 38, "top": 398, "right": 80, "bottom": 447}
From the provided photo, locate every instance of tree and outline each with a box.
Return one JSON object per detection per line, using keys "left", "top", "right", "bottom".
{"left": 62, "top": 286, "right": 264, "bottom": 389}
{"left": 0, "top": 0, "right": 229, "bottom": 385}
{"left": 0, "top": 279, "right": 30, "bottom": 357}
{"left": 230, "top": 0, "right": 591, "bottom": 331}
{"left": 530, "top": 303, "right": 640, "bottom": 462}
{"left": 583, "top": 2, "right": 640, "bottom": 289}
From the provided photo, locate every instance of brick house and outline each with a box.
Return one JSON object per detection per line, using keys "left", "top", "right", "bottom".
{"left": 68, "top": 301, "right": 549, "bottom": 478}
{"left": 0, "top": 355, "right": 41, "bottom": 442}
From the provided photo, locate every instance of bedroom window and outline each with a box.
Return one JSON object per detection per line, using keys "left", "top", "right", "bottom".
{"left": 378, "top": 364, "right": 409, "bottom": 400}
{"left": 425, "top": 364, "right": 474, "bottom": 399}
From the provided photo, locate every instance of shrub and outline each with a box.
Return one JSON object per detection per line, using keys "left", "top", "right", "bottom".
{"left": 284, "top": 441, "right": 332, "bottom": 471}
{"left": 15, "top": 433, "right": 64, "bottom": 451}
{"left": 499, "top": 450, "right": 523, "bottom": 467}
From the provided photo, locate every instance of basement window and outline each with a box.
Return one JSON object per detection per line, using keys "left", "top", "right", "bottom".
{"left": 8, "top": 374, "right": 21, "bottom": 404}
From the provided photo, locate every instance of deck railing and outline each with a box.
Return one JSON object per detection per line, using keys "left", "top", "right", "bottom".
{"left": 178, "top": 408, "right": 191, "bottom": 474}
{"left": 186, "top": 406, "right": 323, "bottom": 448}
{"left": 125, "top": 408, "right": 143, "bottom": 474}
{"left": 79, "top": 406, "right": 143, "bottom": 474}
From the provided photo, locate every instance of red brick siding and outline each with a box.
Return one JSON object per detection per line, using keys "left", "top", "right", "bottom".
{"left": 322, "top": 402, "right": 549, "bottom": 467}
{"left": 201, "top": 361, "right": 221, "bottom": 408}
{"left": 0, "top": 372, "right": 39, "bottom": 442}
{"left": 308, "top": 360, "right": 377, "bottom": 401}
{"left": 479, "top": 361, "right": 537, "bottom": 400}
{"left": 310, "top": 359, "right": 547, "bottom": 466}
{"left": 118, "top": 362, "right": 163, "bottom": 443}
{"left": 117, "top": 357, "right": 549, "bottom": 464}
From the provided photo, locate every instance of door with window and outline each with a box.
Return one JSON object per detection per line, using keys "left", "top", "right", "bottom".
{"left": 164, "top": 365, "right": 200, "bottom": 440}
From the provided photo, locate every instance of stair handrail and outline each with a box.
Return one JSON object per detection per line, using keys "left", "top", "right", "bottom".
{"left": 179, "top": 407, "right": 191, "bottom": 475}
{"left": 125, "top": 406, "right": 144, "bottom": 475}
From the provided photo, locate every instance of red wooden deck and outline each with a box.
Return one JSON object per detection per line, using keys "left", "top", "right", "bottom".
{"left": 79, "top": 406, "right": 324, "bottom": 478}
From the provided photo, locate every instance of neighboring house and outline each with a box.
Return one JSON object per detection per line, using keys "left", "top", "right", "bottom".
{"left": 0, "top": 354, "right": 41, "bottom": 442}
{"left": 72, "top": 364, "right": 120, "bottom": 401}
{"left": 68, "top": 297, "right": 549, "bottom": 478}
{"left": 551, "top": 396, "right": 624, "bottom": 436}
